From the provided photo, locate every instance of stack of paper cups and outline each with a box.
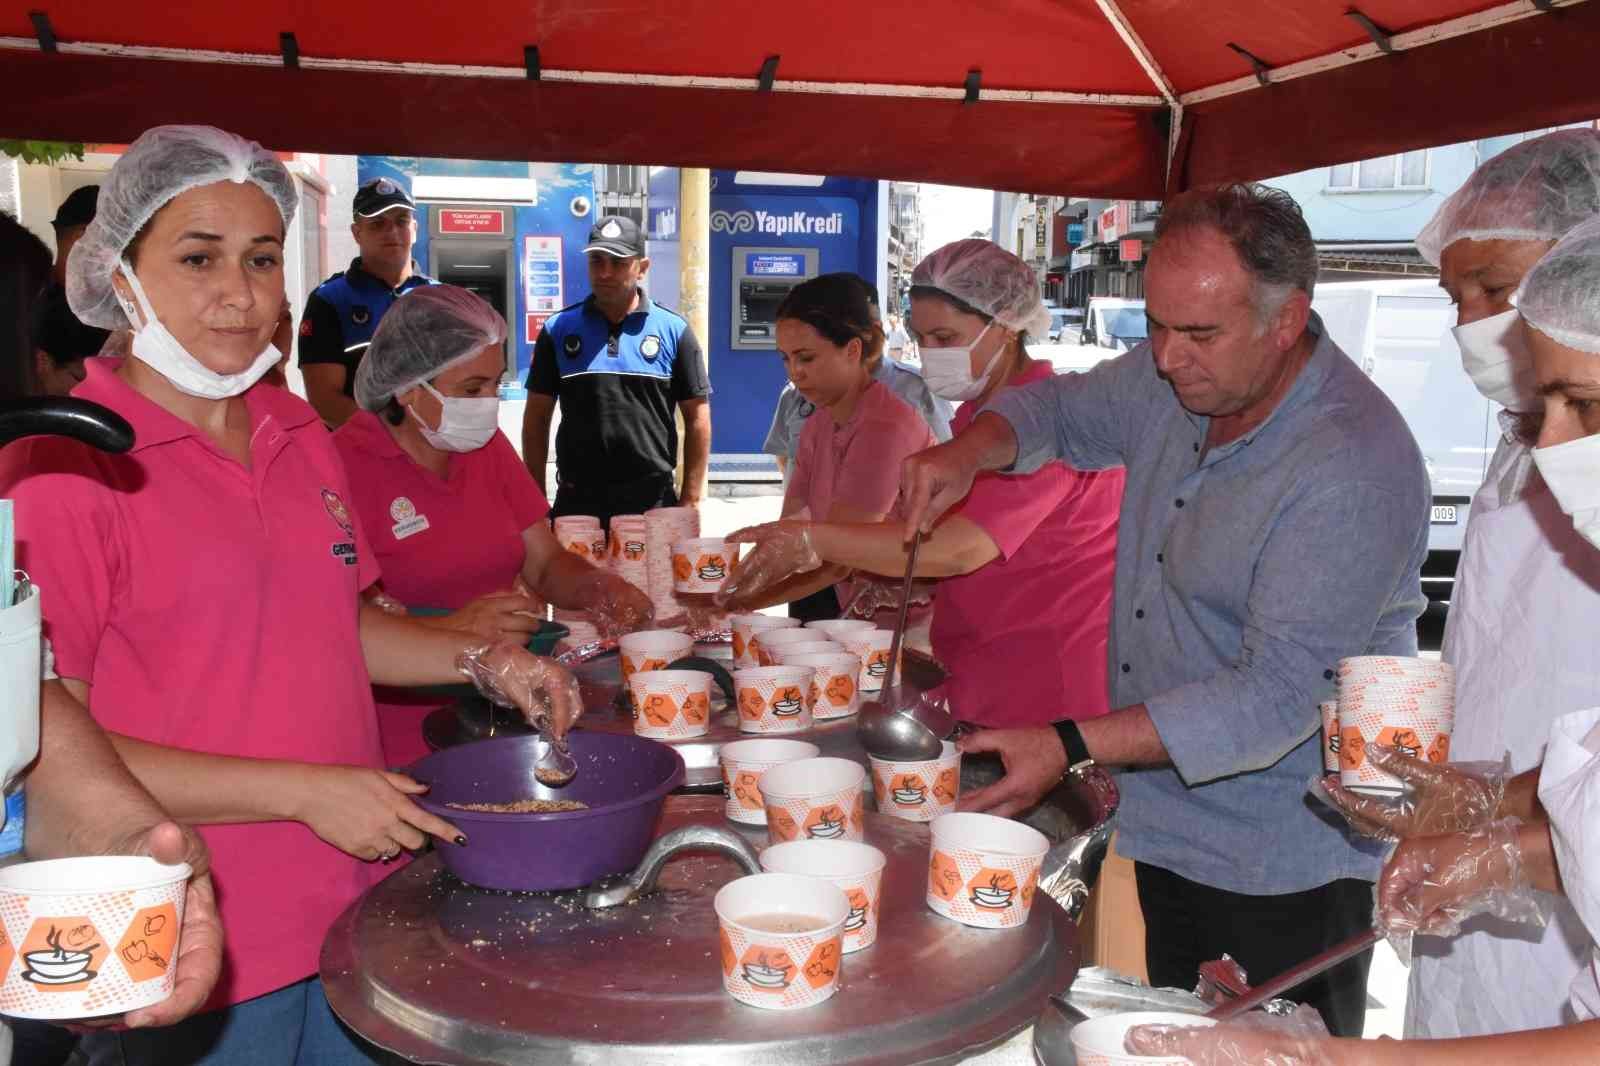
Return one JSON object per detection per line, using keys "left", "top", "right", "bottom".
{"left": 607, "top": 514, "right": 650, "bottom": 602}
{"left": 1334, "top": 656, "right": 1455, "bottom": 795}
{"left": 552, "top": 516, "right": 606, "bottom": 624}
{"left": 644, "top": 506, "right": 700, "bottom": 622}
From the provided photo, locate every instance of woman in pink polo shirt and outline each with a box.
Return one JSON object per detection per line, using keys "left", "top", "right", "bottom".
{"left": 722, "top": 240, "right": 1123, "bottom": 757}
{"left": 734, "top": 273, "right": 936, "bottom": 621}
{"left": 0, "top": 126, "right": 582, "bottom": 1066}
{"left": 335, "top": 284, "right": 653, "bottom": 766}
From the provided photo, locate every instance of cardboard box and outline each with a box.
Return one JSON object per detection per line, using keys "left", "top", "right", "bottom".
{"left": 1077, "top": 833, "right": 1148, "bottom": 982}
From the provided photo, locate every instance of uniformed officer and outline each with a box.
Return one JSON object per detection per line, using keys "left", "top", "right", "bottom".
{"left": 521, "top": 215, "right": 712, "bottom": 525}
{"left": 299, "top": 177, "right": 436, "bottom": 426}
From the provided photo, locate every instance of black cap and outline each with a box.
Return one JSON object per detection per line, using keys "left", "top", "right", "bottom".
{"left": 353, "top": 177, "right": 415, "bottom": 219}
{"left": 51, "top": 185, "right": 99, "bottom": 230}
{"left": 583, "top": 215, "right": 646, "bottom": 258}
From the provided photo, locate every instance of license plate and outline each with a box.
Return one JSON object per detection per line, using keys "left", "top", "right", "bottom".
{"left": 1430, "top": 505, "right": 1458, "bottom": 524}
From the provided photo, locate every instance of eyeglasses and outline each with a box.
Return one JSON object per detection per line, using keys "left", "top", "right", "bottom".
{"left": 608, "top": 335, "right": 620, "bottom": 356}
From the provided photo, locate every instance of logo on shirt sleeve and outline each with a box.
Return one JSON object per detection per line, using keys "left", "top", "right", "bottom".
{"left": 389, "top": 496, "right": 431, "bottom": 541}
{"left": 299, "top": 317, "right": 313, "bottom": 337}
{"left": 322, "top": 488, "right": 359, "bottom": 566}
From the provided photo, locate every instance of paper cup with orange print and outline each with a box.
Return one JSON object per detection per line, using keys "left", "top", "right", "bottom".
{"left": 720, "top": 739, "right": 820, "bottom": 825}
{"left": 759, "top": 757, "right": 867, "bottom": 846}
{"left": 730, "top": 614, "right": 801, "bottom": 669}
{"left": 617, "top": 629, "right": 695, "bottom": 708}
{"left": 783, "top": 652, "right": 863, "bottom": 721}
{"left": 1336, "top": 656, "right": 1453, "bottom": 795}
{"left": 752, "top": 627, "right": 831, "bottom": 667}
{"left": 1319, "top": 699, "right": 1341, "bottom": 775}
{"left": 871, "top": 741, "right": 961, "bottom": 822}
{"left": 765, "top": 640, "right": 845, "bottom": 666}
{"left": 837, "top": 629, "right": 899, "bottom": 693}
{"left": 0, "top": 856, "right": 190, "bottom": 1019}
{"left": 627, "top": 669, "right": 714, "bottom": 739}
{"left": 714, "top": 872, "right": 848, "bottom": 1010}
{"left": 926, "top": 812, "right": 1049, "bottom": 929}
{"left": 553, "top": 515, "right": 605, "bottom": 560}
{"left": 672, "top": 537, "right": 738, "bottom": 594}
{"left": 803, "top": 619, "right": 878, "bottom": 641}
{"left": 761, "top": 840, "right": 887, "bottom": 953}
{"left": 733, "top": 666, "right": 815, "bottom": 734}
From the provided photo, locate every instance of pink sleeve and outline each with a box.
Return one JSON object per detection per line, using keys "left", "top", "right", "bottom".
{"left": 490, "top": 432, "right": 550, "bottom": 530}
{"left": 0, "top": 442, "right": 121, "bottom": 683}
{"left": 832, "top": 415, "right": 934, "bottom": 517}
{"left": 951, "top": 463, "right": 1078, "bottom": 561}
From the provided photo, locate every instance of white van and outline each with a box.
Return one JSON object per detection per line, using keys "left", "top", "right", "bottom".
{"left": 1311, "top": 279, "right": 1496, "bottom": 615}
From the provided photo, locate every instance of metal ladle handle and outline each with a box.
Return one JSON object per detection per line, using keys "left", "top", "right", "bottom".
{"left": 883, "top": 531, "right": 922, "bottom": 705}
{"left": 581, "top": 824, "right": 763, "bottom": 910}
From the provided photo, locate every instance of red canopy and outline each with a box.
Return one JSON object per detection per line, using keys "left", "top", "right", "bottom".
{"left": 2, "top": 1, "right": 1597, "bottom": 196}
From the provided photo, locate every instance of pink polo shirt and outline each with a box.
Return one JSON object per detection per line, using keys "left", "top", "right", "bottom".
{"left": 0, "top": 359, "right": 385, "bottom": 1008}
{"left": 931, "top": 361, "right": 1123, "bottom": 727}
{"left": 333, "top": 412, "right": 549, "bottom": 765}
{"left": 786, "top": 378, "right": 936, "bottom": 614}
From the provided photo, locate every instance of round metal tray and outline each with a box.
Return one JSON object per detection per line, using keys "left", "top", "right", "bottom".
{"left": 322, "top": 796, "right": 1079, "bottom": 1065}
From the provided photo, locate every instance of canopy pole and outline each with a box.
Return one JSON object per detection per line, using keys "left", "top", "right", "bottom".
{"left": 676, "top": 168, "right": 711, "bottom": 503}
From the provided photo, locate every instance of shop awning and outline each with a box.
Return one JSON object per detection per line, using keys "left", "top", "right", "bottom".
{"left": 1, "top": 1, "right": 1596, "bottom": 198}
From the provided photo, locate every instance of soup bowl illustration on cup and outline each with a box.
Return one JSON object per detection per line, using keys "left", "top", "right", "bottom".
{"left": 24, "top": 925, "right": 98, "bottom": 983}
{"left": 970, "top": 871, "right": 1018, "bottom": 910}
{"left": 891, "top": 773, "right": 928, "bottom": 807}
{"left": 741, "top": 949, "right": 795, "bottom": 989}
{"left": 843, "top": 887, "right": 870, "bottom": 933}
{"left": 805, "top": 806, "right": 847, "bottom": 840}
{"left": 771, "top": 687, "right": 806, "bottom": 719}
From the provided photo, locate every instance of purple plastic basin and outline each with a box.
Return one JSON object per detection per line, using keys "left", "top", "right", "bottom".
{"left": 409, "top": 731, "right": 685, "bottom": 892}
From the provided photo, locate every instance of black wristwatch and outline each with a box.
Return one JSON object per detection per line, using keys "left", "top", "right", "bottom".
{"left": 1053, "top": 719, "right": 1095, "bottom": 774}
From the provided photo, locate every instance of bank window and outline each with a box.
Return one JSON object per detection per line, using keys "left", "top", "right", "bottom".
{"left": 1327, "top": 150, "right": 1429, "bottom": 191}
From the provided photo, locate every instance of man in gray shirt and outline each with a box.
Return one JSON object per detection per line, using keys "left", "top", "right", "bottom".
{"left": 900, "top": 184, "right": 1428, "bottom": 1036}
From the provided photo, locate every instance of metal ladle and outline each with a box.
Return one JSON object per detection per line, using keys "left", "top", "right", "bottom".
{"left": 857, "top": 532, "right": 952, "bottom": 761}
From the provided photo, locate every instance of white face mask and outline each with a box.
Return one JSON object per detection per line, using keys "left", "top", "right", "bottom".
{"left": 919, "top": 323, "right": 1006, "bottom": 401}
{"left": 1532, "top": 432, "right": 1600, "bottom": 551}
{"left": 1453, "top": 307, "right": 1539, "bottom": 412}
{"left": 409, "top": 380, "right": 499, "bottom": 453}
{"left": 117, "top": 261, "right": 281, "bottom": 400}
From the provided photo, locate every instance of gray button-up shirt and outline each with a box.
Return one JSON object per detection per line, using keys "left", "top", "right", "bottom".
{"left": 987, "top": 318, "right": 1428, "bottom": 894}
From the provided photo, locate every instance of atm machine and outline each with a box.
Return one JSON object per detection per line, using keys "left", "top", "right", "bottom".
{"left": 730, "top": 247, "right": 819, "bottom": 350}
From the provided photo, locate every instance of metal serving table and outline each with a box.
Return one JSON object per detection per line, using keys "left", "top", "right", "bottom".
{"left": 321, "top": 796, "right": 1080, "bottom": 1065}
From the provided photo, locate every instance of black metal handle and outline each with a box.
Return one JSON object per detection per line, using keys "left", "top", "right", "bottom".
{"left": 0, "top": 398, "right": 135, "bottom": 453}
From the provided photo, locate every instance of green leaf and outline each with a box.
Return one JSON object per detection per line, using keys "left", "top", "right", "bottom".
{"left": 0, "top": 140, "right": 87, "bottom": 166}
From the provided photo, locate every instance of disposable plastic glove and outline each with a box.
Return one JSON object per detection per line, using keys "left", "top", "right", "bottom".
{"left": 838, "top": 572, "right": 937, "bottom": 620}
{"left": 1125, "top": 1003, "right": 1334, "bottom": 1065}
{"left": 716, "top": 521, "right": 823, "bottom": 608}
{"left": 573, "top": 570, "right": 654, "bottom": 640}
{"left": 1377, "top": 818, "right": 1546, "bottom": 963}
{"left": 1317, "top": 744, "right": 1509, "bottom": 839}
{"left": 456, "top": 640, "right": 586, "bottom": 740}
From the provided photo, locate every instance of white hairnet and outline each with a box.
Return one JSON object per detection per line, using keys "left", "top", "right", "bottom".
{"left": 65, "top": 125, "right": 298, "bottom": 331}
{"left": 1519, "top": 215, "right": 1600, "bottom": 356}
{"left": 911, "top": 238, "right": 1053, "bottom": 339}
{"left": 1416, "top": 128, "right": 1600, "bottom": 266}
{"left": 354, "top": 284, "right": 507, "bottom": 410}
